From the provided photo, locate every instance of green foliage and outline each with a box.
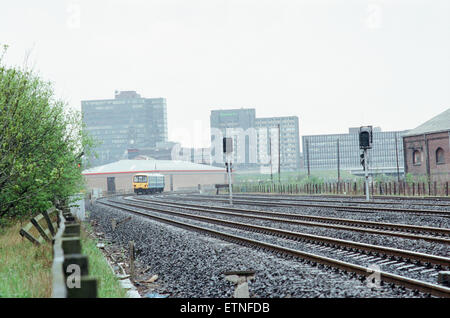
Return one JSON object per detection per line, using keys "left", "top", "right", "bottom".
{"left": 234, "top": 169, "right": 362, "bottom": 186}
{"left": 405, "top": 173, "right": 415, "bottom": 185}
{"left": 0, "top": 46, "right": 94, "bottom": 220}
{"left": 81, "top": 223, "right": 127, "bottom": 298}
{"left": 299, "top": 175, "right": 324, "bottom": 186}
{"left": 373, "top": 173, "right": 389, "bottom": 183}
{"left": 405, "top": 173, "right": 429, "bottom": 185}
{"left": 0, "top": 221, "right": 53, "bottom": 297}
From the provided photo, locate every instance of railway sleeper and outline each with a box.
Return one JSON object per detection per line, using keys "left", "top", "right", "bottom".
{"left": 107, "top": 201, "right": 450, "bottom": 295}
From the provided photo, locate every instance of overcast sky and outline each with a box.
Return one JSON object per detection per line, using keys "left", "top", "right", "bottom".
{"left": 1, "top": 0, "right": 449, "bottom": 149}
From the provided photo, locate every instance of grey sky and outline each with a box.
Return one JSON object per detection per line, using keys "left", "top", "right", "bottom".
{"left": 1, "top": 0, "right": 449, "bottom": 149}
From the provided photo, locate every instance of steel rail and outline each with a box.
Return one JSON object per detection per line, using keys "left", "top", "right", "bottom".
{"left": 203, "top": 193, "right": 450, "bottom": 208}
{"left": 98, "top": 199, "right": 450, "bottom": 298}
{"left": 133, "top": 197, "right": 450, "bottom": 241}
{"left": 108, "top": 199, "right": 450, "bottom": 268}
{"left": 169, "top": 195, "right": 450, "bottom": 216}
{"left": 226, "top": 193, "right": 450, "bottom": 202}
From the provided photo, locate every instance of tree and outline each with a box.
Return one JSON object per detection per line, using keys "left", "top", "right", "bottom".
{"left": 0, "top": 46, "right": 93, "bottom": 220}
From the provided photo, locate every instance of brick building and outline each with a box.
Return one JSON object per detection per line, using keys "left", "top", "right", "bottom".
{"left": 402, "top": 108, "right": 450, "bottom": 182}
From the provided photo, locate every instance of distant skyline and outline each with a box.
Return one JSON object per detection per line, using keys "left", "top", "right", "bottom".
{"left": 1, "top": 0, "right": 449, "bottom": 149}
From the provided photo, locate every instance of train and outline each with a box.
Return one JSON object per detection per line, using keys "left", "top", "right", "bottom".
{"left": 132, "top": 173, "right": 165, "bottom": 194}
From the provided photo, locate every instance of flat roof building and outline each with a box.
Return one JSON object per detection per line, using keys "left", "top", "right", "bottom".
{"left": 83, "top": 159, "right": 226, "bottom": 193}
{"left": 256, "top": 116, "right": 301, "bottom": 171}
{"left": 303, "top": 128, "right": 407, "bottom": 177}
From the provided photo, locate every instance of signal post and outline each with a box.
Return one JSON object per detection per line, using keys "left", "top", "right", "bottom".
{"left": 359, "top": 126, "right": 373, "bottom": 201}
{"left": 223, "top": 137, "right": 233, "bottom": 205}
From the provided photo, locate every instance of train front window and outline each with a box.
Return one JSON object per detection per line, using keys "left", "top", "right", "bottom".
{"left": 134, "top": 175, "right": 147, "bottom": 183}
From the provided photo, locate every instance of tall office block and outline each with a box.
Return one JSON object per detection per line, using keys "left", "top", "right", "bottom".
{"left": 210, "top": 108, "right": 301, "bottom": 171}
{"left": 256, "top": 116, "right": 301, "bottom": 171}
{"left": 210, "top": 109, "right": 257, "bottom": 169}
{"left": 82, "top": 91, "right": 168, "bottom": 166}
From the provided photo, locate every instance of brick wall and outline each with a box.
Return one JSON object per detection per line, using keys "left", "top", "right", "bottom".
{"left": 403, "top": 131, "right": 450, "bottom": 182}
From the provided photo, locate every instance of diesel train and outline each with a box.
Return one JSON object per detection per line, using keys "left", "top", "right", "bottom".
{"left": 132, "top": 173, "right": 165, "bottom": 194}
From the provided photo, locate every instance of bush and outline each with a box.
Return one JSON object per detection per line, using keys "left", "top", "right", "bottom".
{"left": 0, "top": 46, "right": 93, "bottom": 220}
{"left": 405, "top": 173, "right": 429, "bottom": 185}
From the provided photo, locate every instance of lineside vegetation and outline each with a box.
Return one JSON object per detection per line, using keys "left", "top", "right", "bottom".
{"left": 0, "top": 45, "right": 93, "bottom": 224}
{"left": 0, "top": 222, "right": 52, "bottom": 297}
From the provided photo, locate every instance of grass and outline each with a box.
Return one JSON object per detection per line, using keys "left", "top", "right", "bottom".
{"left": 80, "top": 222, "right": 127, "bottom": 298}
{"left": 234, "top": 169, "right": 362, "bottom": 184}
{"left": 0, "top": 216, "right": 127, "bottom": 298}
{"left": 0, "top": 221, "right": 52, "bottom": 297}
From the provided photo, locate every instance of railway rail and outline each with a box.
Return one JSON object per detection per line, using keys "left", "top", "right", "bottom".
{"left": 207, "top": 193, "right": 450, "bottom": 208}
{"left": 170, "top": 194, "right": 450, "bottom": 217}
{"left": 227, "top": 192, "right": 450, "bottom": 203}
{"left": 97, "top": 197, "right": 450, "bottom": 297}
{"left": 132, "top": 196, "right": 450, "bottom": 244}
{"left": 118, "top": 198, "right": 450, "bottom": 267}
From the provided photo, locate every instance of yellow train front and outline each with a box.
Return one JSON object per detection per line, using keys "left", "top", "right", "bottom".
{"left": 132, "top": 173, "right": 165, "bottom": 194}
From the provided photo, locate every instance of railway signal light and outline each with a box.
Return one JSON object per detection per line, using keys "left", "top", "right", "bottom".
{"left": 223, "top": 137, "right": 233, "bottom": 154}
{"left": 360, "top": 153, "right": 365, "bottom": 167}
{"left": 359, "top": 126, "right": 373, "bottom": 149}
{"left": 76, "top": 151, "right": 84, "bottom": 169}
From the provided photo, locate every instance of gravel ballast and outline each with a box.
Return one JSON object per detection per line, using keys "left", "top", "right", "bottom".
{"left": 88, "top": 201, "right": 432, "bottom": 298}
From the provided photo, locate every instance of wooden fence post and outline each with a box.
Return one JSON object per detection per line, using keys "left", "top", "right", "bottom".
{"left": 52, "top": 208, "right": 97, "bottom": 298}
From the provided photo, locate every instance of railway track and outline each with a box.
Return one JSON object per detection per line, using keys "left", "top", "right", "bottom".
{"left": 97, "top": 197, "right": 450, "bottom": 297}
{"left": 205, "top": 193, "right": 450, "bottom": 209}
{"left": 170, "top": 194, "right": 450, "bottom": 217}
{"left": 226, "top": 193, "right": 450, "bottom": 203}
{"left": 132, "top": 196, "right": 450, "bottom": 244}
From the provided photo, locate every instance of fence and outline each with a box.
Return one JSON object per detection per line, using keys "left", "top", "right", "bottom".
{"left": 233, "top": 181, "right": 450, "bottom": 197}
{"left": 51, "top": 205, "right": 98, "bottom": 297}
{"left": 20, "top": 204, "right": 98, "bottom": 297}
{"left": 19, "top": 208, "right": 58, "bottom": 245}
